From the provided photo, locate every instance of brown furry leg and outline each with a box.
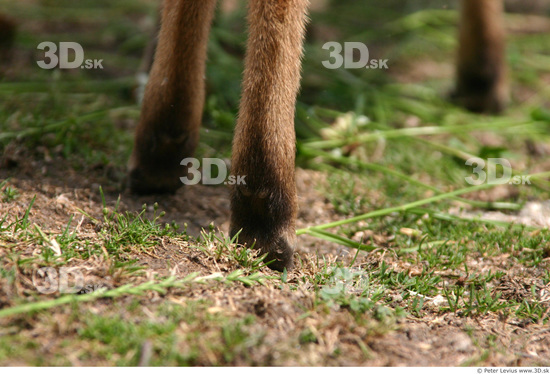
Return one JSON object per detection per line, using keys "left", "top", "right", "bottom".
{"left": 129, "top": 0, "right": 217, "bottom": 194}
{"left": 230, "top": 0, "right": 309, "bottom": 271}
{"left": 452, "top": 0, "right": 508, "bottom": 113}
{"left": 0, "top": 14, "right": 16, "bottom": 64}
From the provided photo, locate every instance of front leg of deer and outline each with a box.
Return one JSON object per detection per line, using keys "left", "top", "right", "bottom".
{"left": 230, "top": 0, "right": 309, "bottom": 271}
{"left": 129, "top": 0, "right": 216, "bottom": 194}
{"left": 452, "top": 0, "right": 508, "bottom": 113}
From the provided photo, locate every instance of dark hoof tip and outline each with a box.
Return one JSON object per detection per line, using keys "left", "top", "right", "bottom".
{"left": 128, "top": 167, "right": 181, "bottom": 195}
{"left": 231, "top": 228, "right": 296, "bottom": 272}
{"left": 449, "top": 89, "right": 507, "bottom": 115}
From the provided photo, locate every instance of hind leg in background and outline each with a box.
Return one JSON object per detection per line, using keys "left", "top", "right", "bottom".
{"left": 230, "top": 0, "right": 309, "bottom": 272}
{"left": 452, "top": 0, "right": 508, "bottom": 113}
{"left": 129, "top": 0, "right": 217, "bottom": 194}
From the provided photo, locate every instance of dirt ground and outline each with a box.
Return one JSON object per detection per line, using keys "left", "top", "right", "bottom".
{"left": 1, "top": 152, "right": 550, "bottom": 366}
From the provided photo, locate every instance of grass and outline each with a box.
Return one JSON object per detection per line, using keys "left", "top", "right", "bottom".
{"left": 1, "top": 0, "right": 550, "bottom": 367}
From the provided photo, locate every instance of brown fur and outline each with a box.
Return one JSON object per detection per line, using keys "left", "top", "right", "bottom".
{"left": 129, "top": 0, "right": 217, "bottom": 193}
{"left": 452, "top": 0, "right": 508, "bottom": 113}
{"left": 130, "top": 0, "right": 507, "bottom": 271}
{"left": 229, "top": 0, "right": 309, "bottom": 271}
{"left": 0, "top": 13, "right": 16, "bottom": 64}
